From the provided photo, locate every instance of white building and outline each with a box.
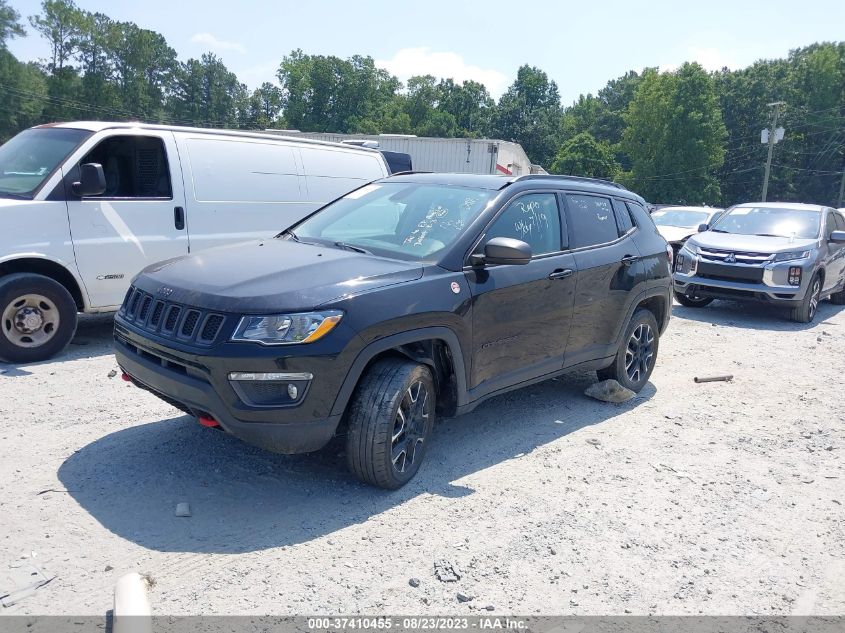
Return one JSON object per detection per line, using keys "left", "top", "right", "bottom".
{"left": 264, "top": 131, "right": 547, "bottom": 176}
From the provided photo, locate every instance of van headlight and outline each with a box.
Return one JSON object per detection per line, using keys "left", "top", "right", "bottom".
{"left": 772, "top": 250, "right": 810, "bottom": 262}
{"left": 232, "top": 310, "right": 343, "bottom": 345}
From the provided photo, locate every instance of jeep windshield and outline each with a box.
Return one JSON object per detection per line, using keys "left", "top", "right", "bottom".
{"left": 290, "top": 182, "right": 496, "bottom": 261}
{"left": 0, "top": 127, "right": 91, "bottom": 199}
{"left": 711, "top": 206, "right": 821, "bottom": 239}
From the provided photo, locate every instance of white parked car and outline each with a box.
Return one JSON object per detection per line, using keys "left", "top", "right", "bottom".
{"left": 651, "top": 205, "right": 725, "bottom": 255}
{"left": 0, "top": 122, "right": 390, "bottom": 362}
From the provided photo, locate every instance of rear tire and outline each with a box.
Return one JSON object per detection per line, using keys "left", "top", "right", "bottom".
{"left": 0, "top": 273, "right": 78, "bottom": 363}
{"left": 345, "top": 359, "right": 435, "bottom": 489}
{"left": 790, "top": 273, "right": 821, "bottom": 323}
{"left": 674, "top": 291, "right": 713, "bottom": 308}
{"left": 597, "top": 308, "right": 660, "bottom": 393}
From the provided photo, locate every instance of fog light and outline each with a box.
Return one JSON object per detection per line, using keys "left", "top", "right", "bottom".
{"left": 287, "top": 383, "right": 298, "bottom": 399}
{"left": 788, "top": 267, "right": 802, "bottom": 286}
{"left": 676, "top": 254, "right": 685, "bottom": 272}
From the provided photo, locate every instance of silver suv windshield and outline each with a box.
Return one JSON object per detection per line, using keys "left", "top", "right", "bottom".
{"left": 712, "top": 206, "right": 821, "bottom": 239}
{"left": 0, "top": 128, "right": 91, "bottom": 199}
{"left": 290, "top": 182, "right": 496, "bottom": 261}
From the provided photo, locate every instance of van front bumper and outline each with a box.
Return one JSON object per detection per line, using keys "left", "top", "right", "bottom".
{"left": 114, "top": 324, "right": 344, "bottom": 454}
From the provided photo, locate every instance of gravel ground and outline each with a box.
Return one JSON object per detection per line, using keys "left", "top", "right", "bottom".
{"left": 0, "top": 299, "right": 843, "bottom": 616}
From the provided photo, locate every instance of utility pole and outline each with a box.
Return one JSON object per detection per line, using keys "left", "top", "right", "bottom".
{"left": 761, "top": 101, "right": 786, "bottom": 202}
{"left": 838, "top": 158, "right": 845, "bottom": 208}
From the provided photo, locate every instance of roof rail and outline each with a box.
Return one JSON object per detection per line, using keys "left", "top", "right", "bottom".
{"left": 387, "top": 170, "right": 433, "bottom": 176}
{"left": 511, "top": 174, "right": 628, "bottom": 190}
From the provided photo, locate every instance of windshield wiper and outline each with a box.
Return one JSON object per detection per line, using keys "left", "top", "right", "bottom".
{"left": 753, "top": 233, "right": 786, "bottom": 238}
{"left": 333, "top": 241, "right": 371, "bottom": 255}
{"left": 281, "top": 229, "right": 300, "bottom": 242}
{"left": 710, "top": 228, "right": 730, "bottom": 233}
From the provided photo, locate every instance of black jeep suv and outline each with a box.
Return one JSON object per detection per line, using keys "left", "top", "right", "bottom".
{"left": 114, "top": 173, "right": 672, "bottom": 488}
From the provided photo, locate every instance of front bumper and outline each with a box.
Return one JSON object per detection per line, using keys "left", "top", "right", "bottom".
{"left": 673, "top": 266, "right": 808, "bottom": 305}
{"left": 114, "top": 321, "right": 347, "bottom": 454}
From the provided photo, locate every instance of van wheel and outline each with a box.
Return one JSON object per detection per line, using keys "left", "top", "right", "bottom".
{"left": 674, "top": 291, "right": 713, "bottom": 308}
{"left": 345, "top": 359, "right": 435, "bottom": 489}
{"left": 0, "top": 273, "right": 78, "bottom": 363}
{"left": 790, "top": 274, "right": 821, "bottom": 323}
{"left": 597, "top": 308, "right": 660, "bottom": 393}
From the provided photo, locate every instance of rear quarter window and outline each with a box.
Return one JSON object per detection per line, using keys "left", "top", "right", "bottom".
{"left": 626, "top": 200, "right": 656, "bottom": 230}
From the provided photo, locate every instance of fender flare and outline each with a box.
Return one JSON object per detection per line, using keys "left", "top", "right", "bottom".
{"left": 614, "top": 285, "right": 672, "bottom": 346}
{"left": 330, "top": 326, "right": 468, "bottom": 417}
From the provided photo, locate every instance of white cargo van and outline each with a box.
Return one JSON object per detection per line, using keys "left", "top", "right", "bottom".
{"left": 0, "top": 122, "right": 390, "bottom": 362}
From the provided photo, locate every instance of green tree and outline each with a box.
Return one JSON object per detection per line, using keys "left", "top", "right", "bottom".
{"left": 437, "top": 78, "right": 494, "bottom": 137}
{"left": 551, "top": 132, "right": 620, "bottom": 179}
{"left": 490, "top": 65, "right": 563, "bottom": 167}
{"left": 170, "top": 53, "right": 245, "bottom": 127}
{"left": 622, "top": 63, "right": 726, "bottom": 204}
{"left": 0, "top": 0, "right": 25, "bottom": 49}
{"left": 29, "top": 0, "right": 82, "bottom": 72}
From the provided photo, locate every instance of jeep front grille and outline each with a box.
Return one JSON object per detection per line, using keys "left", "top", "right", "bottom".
{"left": 119, "top": 286, "right": 227, "bottom": 345}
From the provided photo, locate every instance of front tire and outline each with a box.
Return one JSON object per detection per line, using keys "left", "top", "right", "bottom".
{"left": 597, "top": 308, "right": 660, "bottom": 393}
{"left": 345, "top": 359, "right": 435, "bottom": 489}
{"left": 674, "top": 290, "right": 713, "bottom": 308}
{"left": 0, "top": 273, "right": 78, "bottom": 363}
{"left": 790, "top": 273, "right": 821, "bottom": 323}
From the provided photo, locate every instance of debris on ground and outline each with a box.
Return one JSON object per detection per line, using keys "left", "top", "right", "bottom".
{"left": 0, "top": 564, "right": 55, "bottom": 607}
{"left": 584, "top": 379, "right": 636, "bottom": 403}
{"left": 174, "top": 502, "right": 191, "bottom": 517}
{"left": 409, "top": 578, "right": 420, "bottom": 588}
{"left": 456, "top": 592, "right": 474, "bottom": 603}
{"left": 434, "top": 559, "right": 461, "bottom": 582}
{"left": 693, "top": 375, "right": 734, "bottom": 383}
{"left": 585, "top": 438, "right": 602, "bottom": 448}
{"left": 107, "top": 370, "right": 117, "bottom": 378}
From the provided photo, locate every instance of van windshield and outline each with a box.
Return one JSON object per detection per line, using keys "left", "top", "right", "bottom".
{"left": 291, "top": 182, "right": 496, "bottom": 261}
{"left": 0, "top": 128, "right": 91, "bottom": 199}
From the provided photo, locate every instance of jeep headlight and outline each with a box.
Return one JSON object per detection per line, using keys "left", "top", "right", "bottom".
{"left": 772, "top": 250, "right": 810, "bottom": 263}
{"left": 232, "top": 310, "right": 343, "bottom": 345}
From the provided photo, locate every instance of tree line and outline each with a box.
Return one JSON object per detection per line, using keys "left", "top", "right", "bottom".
{"left": 1, "top": 0, "right": 843, "bottom": 206}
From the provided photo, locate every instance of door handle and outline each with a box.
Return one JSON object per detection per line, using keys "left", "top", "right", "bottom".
{"left": 174, "top": 206, "right": 185, "bottom": 230}
{"left": 621, "top": 254, "right": 639, "bottom": 266}
{"left": 548, "top": 268, "right": 575, "bottom": 280}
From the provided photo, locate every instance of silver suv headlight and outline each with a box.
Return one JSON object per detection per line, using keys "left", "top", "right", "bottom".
{"left": 680, "top": 242, "right": 700, "bottom": 256}
{"left": 232, "top": 310, "right": 343, "bottom": 345}
{"left": 772, "top": 250, "right": 810, "bottom": 263}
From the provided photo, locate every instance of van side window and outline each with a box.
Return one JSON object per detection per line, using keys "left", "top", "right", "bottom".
{"left": 80, "top": 136, "right": 171, "bottom": 199}
{"left": 567, "top": 194, "right": 620, "bottom": 248}
{"left": 481, "top": 193, "right": 562, "bottom": 256}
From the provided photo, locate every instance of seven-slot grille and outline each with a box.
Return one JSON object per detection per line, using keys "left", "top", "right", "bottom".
{"left": 120, "top": 286, "right": 226, "bottom": 344}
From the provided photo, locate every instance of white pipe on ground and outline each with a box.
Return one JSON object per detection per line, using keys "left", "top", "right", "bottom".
{"left": 113, "top": 572, "right": 152, "bottom": 633}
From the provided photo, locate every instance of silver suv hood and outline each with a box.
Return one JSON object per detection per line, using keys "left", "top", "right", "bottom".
{"left": 688, "top": 231, "right": 818, "bottom": 254}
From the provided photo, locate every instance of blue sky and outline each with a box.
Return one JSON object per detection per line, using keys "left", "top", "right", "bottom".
{"left": 7, "top": 0, "right": 845, "bottom": 104}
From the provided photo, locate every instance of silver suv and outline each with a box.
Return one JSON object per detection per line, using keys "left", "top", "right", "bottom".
{"left": 673, "top": 202, "right": 845, "bottom": 322}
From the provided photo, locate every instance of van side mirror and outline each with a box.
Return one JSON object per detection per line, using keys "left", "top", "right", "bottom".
{"left": 479, "top": 237, "right": 532, "bottom": 265}
{"left": 830, "top": 230, "right": 845, "bottom": 244}
{"left": 73, "top": 163, "right": 106, "bottom": 197}
{"left": 697, "top": 223, "right": 709, "bottom": 233}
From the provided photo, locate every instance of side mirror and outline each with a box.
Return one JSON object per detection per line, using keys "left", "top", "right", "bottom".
{"left": 697, "top": 223, "right": 709, "bottom": 233}
{"left": 72, "top": 163, "right": 106, "bottom": 197}
{"left": 481, "top": 237, "right": 532, "bottom": 265}
{"left": 830, "top": 230, "right": 845, "bottom": 244}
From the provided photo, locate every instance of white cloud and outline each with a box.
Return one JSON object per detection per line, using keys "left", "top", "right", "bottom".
{"left": 660, "top": 47, "right": 740, "bottom": 73}
{"left": 376, "top": 47, "right": 508, "bottom": 97}
{"left": 189, "top": 32, "right": 246, "bottom": 55}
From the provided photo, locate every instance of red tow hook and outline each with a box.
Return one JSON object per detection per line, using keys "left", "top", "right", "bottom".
{"left": 198, "top": 416, "right": 220, "bottom": 428}
{"left": 121, "top": 372, "right": 132, "bottom": 382}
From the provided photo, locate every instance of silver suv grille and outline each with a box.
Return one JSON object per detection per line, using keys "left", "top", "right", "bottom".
{"left": 119, "top": 285, "right": 226, "bottom": 345}
{"left": 699, "top": 248, "right": 771, "bottom": 265}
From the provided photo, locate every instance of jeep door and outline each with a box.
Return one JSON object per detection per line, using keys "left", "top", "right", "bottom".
{"left": 64, "top": 131, "right": 188, "bottom": 309}
{"left": 464, "top": 191, "right": 577, "bottom": 397}
{"left": 563, "top": 193, "right": 647, "bottom": 367}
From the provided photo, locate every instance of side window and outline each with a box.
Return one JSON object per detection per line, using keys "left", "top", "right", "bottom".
{"left": 481, "top": 193, "right": 562, "bottom": 256}
{"left": 626, "top": 200, "right": 654, "bottom": 229}
{"left": 567, "top": 194, "right": 620, "bottom": 248}
{"left": 612, "top": 198, "right": 634, "bottom": 234}
{"left": 824, "top": 212, "right": 836, "bottom": 239}
{"left": 834, "top": 213, "right": 845, "bottom": 232}
{"left": 80, "top": 135, "right": 171, "bottom": 198}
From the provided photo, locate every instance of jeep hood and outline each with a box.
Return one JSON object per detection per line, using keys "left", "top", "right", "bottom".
{"left": 133, "top": 239, "right": 423, "bottom": 312}
{"left": 687, "top": 231, "right": 818, "bottom": 254}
